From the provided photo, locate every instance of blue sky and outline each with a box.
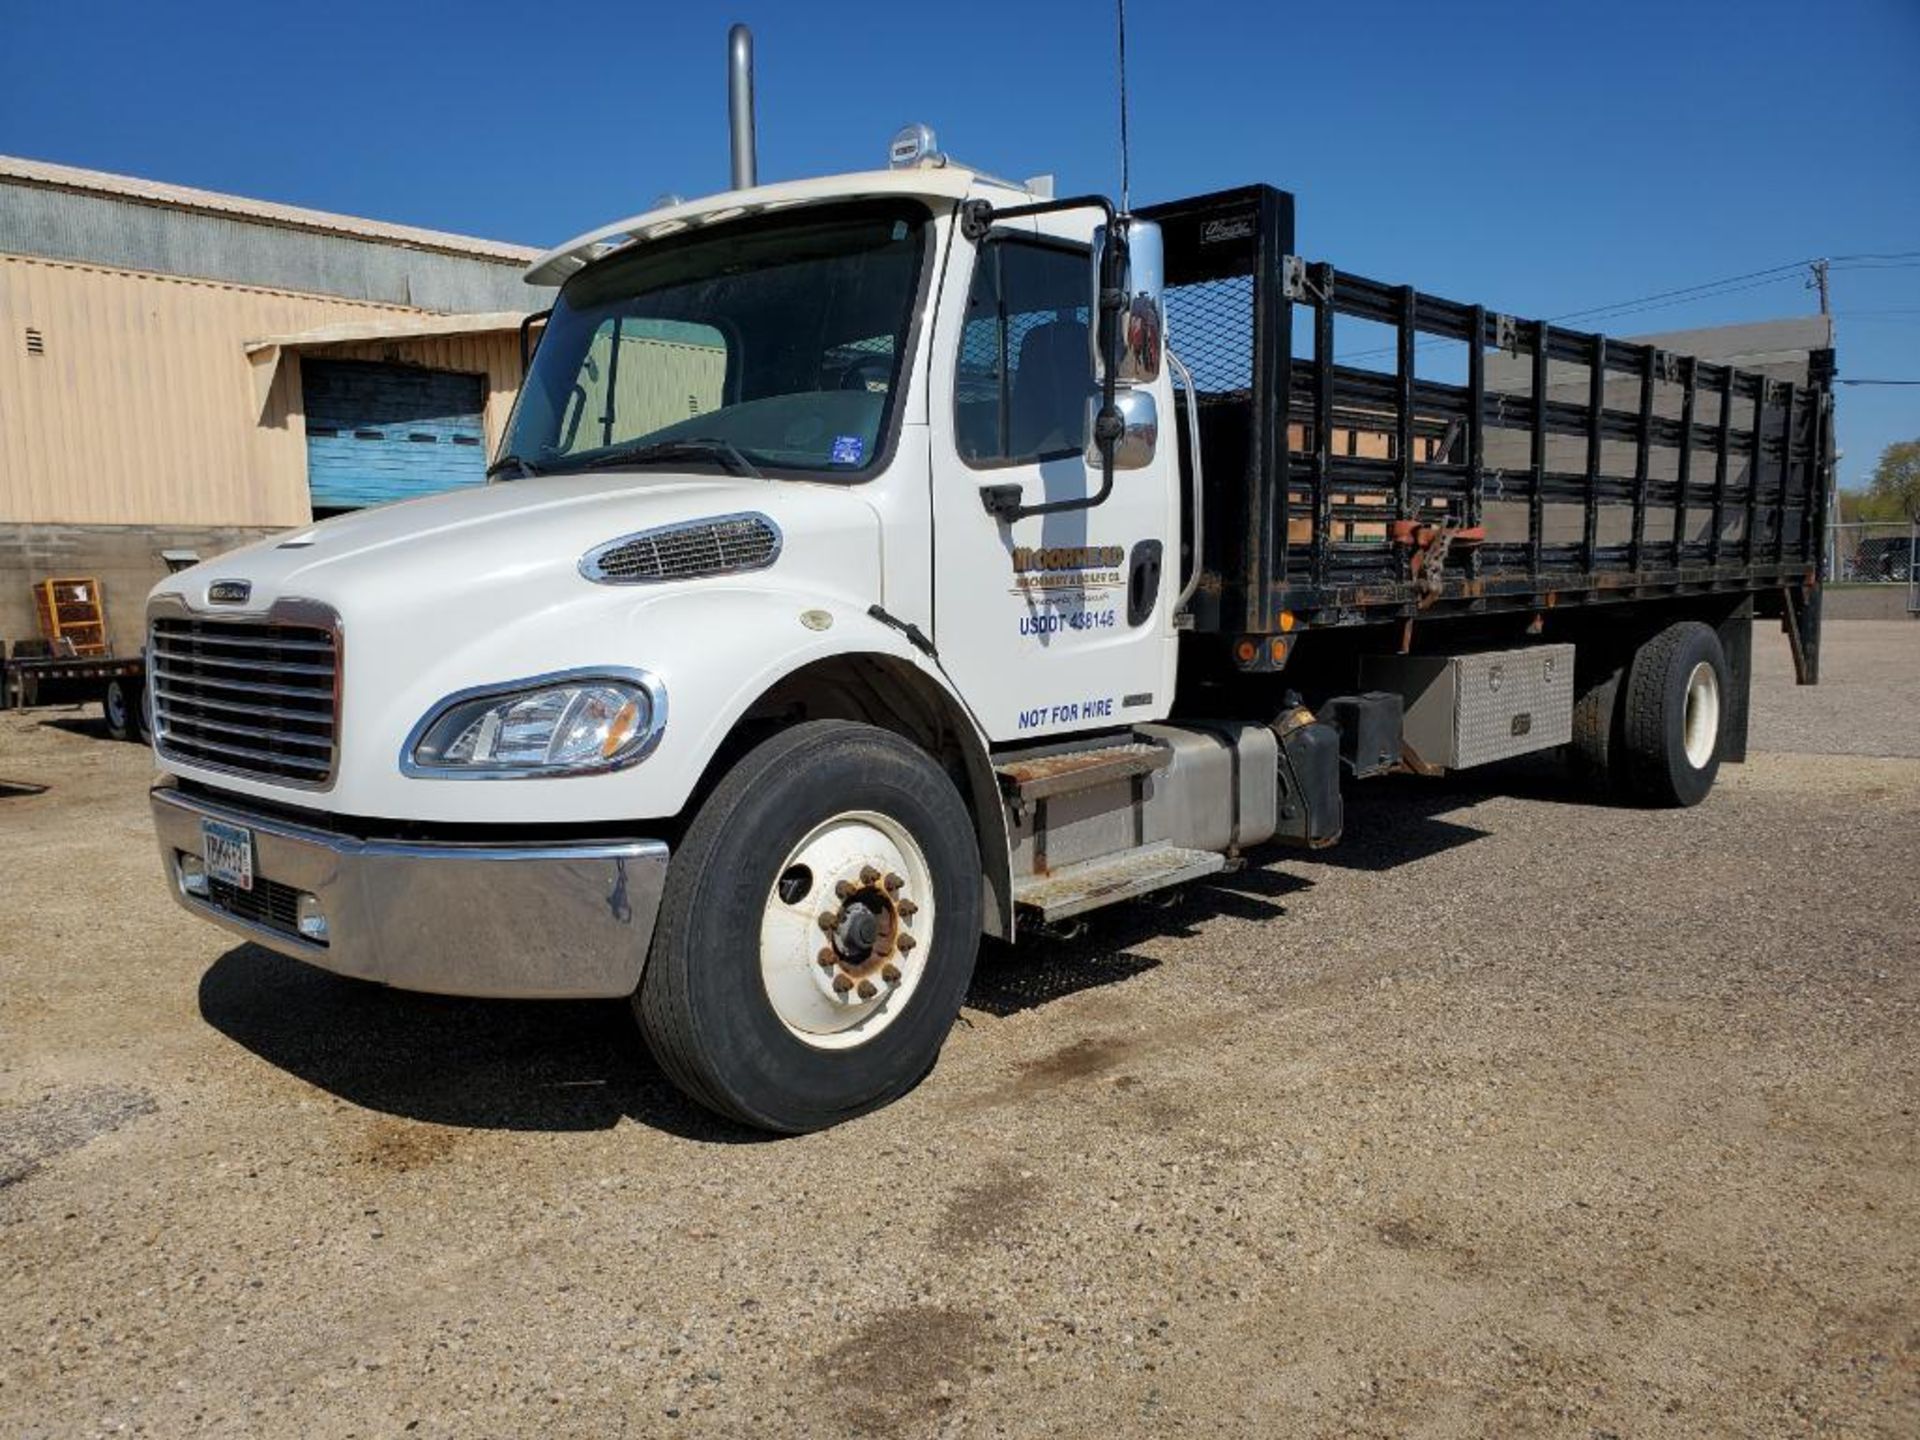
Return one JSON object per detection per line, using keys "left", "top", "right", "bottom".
{"left": 3, "top": 0, "right": 1915, "bottom": 490}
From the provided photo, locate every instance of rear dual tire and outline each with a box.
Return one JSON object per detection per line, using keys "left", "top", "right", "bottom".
{"left": 1572, "top": 620, "right": 1728, "bottom": 808}
{"left": 635, "top": 720, "right": 982, "bottom": 1134}
{"left": 1621, "top": 621, "right": 1725, "bottom": 807}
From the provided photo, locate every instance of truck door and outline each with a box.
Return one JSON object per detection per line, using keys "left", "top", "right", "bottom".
{"left": 928, "top": 227, "right": 1178, "bottom": 744}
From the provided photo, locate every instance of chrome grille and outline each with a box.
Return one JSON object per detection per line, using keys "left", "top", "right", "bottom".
{"left": 150, "top": 617, "right": 338, "bottom": 786}
{"left": 580, "top": 513, "right": 781, "bottom": 585}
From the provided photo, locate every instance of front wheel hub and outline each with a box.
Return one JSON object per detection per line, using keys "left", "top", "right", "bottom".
{"left": 759, "top": 811, "right": 934, "bottom": 1050}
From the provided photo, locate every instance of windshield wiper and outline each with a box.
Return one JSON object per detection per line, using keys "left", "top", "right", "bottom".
{"left": 577, "top": 438, "right": 763, "bottom": 479}
{"left": 486, "top": 454, "right": 543, "bottom": 480}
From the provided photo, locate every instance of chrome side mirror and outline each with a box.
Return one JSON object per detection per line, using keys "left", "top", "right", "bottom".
{"left": 1085, "top": 388, "right": 1158, "bottom": 471}
{"left": 1090, "top": 218, "right": 1165, "bottom": 387}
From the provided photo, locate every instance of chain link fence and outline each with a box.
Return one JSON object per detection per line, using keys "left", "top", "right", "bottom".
{"left": 1830, "top": 520, "right": 1919, "bottom": 613}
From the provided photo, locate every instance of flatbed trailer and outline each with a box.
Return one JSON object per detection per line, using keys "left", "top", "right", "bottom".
{"left": 1145, "top": 186, "right": 1830, "bottom": 687}
{"left": 2, "top": 649, "right": 149, "bottom": 740}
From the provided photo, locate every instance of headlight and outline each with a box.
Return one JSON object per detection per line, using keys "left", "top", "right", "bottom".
{"left": 404, "top": 669, "right": 666, "bottom": 777}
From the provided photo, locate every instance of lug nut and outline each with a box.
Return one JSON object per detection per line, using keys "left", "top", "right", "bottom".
{"left": 896, "top": 932, "right": 917, "bottom": 953}
{"left": 831, "top": 973, "right": 854, "bottom": 994}
{"left": 897, "top": 899, "right": 919, "bottom": 920}
{"left": 881, "top": 962, "right": 902, "bottom": 984}
{"left": 883, "top": 872, "right": 904, "bottom": 893}
{"left": 856, "top": 979, "right": 878, "bottom": 1000}
{"left": 834, "top": 879, "right": 856, "bottom": 900}
{"left": 859, "top": 865, "right": 880, "bottom": 885}
{"left": 817, "top": 947, "right": 838, "bottom": 969}
{"left": 817, "top": 911, "right": 838, "bottom": 932}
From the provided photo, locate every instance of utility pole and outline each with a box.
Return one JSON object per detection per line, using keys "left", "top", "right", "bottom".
{"left": 1808, "top": 259, "right": 1835, "bottom": 580}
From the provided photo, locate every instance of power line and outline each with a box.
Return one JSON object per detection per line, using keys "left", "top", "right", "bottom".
{"left": 1557, "top": 272, "right": 1807, "bottom": 327}
{"left": 1330, "top": 250, "right": 1909, "bottom": 365}
{"left": 1547, "top": 261, "right": 1811, "bottom": 325}
{"left": 1335, "top": 269, "right": 1813, "bottom": 363}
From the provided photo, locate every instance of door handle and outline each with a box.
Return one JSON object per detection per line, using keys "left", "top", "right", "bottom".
{"left": 1128, "top": 540, "right": 1163, "bottom": 626}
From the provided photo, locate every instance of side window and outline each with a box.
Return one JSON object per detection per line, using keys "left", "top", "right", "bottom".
{"left": 556, "top": 317, "right": 728, "bottom": 456}
{"left": 955, "top": 241, "right": 1091, "bottom": 466}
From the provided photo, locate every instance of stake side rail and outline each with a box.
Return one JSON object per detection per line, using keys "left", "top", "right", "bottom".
{"left": 1146, "top": 186, "right": 1832, "bottom": 647}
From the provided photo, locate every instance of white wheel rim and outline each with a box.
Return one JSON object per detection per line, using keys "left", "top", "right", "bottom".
{"left": 758, "top": 810, "right": 934, "bottom": 1050}
{"left": 1682, "top": 660, "right": 1720, "bottom": 769}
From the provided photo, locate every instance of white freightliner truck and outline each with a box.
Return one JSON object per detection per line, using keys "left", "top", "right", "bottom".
{"left": 147, "top": 35, "right": 1833, "bottom": 1132}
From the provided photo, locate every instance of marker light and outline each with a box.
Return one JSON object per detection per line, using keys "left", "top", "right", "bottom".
{"left": 888, "top": 123, "right": 942, "bottom": 170}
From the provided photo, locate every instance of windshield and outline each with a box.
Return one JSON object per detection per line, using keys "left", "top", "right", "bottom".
{"left": 501, "top": 200, "right": 930, "bottom": 479}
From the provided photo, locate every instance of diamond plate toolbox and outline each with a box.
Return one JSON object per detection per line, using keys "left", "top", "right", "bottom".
{"left": 1360, "top": 644, "right": 1574, "bottom": 770}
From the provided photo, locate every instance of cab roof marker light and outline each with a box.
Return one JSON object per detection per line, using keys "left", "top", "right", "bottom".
{"left": 888, "top": 123, "right": 943, "bottom": 171}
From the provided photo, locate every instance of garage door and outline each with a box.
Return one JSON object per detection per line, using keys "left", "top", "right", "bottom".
{"left": 302, "top": 360, "right": 488, "bottom": 511}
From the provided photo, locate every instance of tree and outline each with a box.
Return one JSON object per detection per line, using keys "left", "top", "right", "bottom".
{"left": 1865, "top": 439, "right": 1920, "bottom": 523}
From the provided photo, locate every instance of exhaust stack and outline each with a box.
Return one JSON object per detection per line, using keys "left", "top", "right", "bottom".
{"left": 727, "top": 23, "right": 757, "bottom": 190}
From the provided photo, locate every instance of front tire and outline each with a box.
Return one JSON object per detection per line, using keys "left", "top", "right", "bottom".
{"left": 1621, "top": 621, "right": 1727, "bottom": 807}
{"left": 636, "top": 720, "right": 982, "bottom": 1133}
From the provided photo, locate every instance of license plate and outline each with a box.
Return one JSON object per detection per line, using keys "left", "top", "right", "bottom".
{"left": 201, "top": 818, "right": 254, "bottom": 891}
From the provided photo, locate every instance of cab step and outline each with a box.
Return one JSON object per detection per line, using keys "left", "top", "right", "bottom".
{"left": 994, "top": 741, "right": 1170, "bottom": 805}
{"left": 1013, "top": 843, "right": 1226, "bottom": 924}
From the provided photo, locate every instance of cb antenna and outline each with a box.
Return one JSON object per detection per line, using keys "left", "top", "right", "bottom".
{"left": 1116, "top": 0, "right": 1132, "bottom": 214}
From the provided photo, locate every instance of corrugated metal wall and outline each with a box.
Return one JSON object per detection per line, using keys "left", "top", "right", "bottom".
{"left": 0, "top": 180, "right": 547, "bottom": 312}
{"left": 0, "top": 254, "right": 522, "bottom": 526}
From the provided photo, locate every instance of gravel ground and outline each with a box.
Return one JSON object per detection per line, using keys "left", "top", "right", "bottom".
{"left": 2, "top": 620, "right": 1915, "bottom": 1438}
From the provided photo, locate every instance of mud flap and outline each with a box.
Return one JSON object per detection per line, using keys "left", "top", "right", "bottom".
{"left": 1275, "top": 719, "right": 1343, "bottom": 847}
{"left": 1717, "top": 600, "right": 1753, "bottom": 764}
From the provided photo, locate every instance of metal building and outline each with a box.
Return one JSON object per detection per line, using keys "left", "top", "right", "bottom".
{"left": 0, "top": 156, "right": 551, "bottom": 653}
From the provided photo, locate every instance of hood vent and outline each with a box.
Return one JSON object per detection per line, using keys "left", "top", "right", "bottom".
{"left": 580, "top": 512, "right": 781, "bottom": 585}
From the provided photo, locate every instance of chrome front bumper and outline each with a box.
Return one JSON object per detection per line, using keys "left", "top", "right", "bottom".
{"left": 151, "top": 786, "right": 668, "bottom": 998}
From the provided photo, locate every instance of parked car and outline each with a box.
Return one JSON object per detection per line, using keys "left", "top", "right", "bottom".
{"left": 1851, "top": 534, "right": 1916, "bottom": 581}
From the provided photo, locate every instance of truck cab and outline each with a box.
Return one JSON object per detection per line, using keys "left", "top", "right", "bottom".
{"left": 148, "top": 157, "right": 1197, "bottom": 1129}
{"left": 148, "top": 140, "right": 1830, "bottom": 1133}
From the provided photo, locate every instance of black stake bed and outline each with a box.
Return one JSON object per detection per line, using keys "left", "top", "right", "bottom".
{"left": 1141, "top": 186, "right": 1833, "bottom": 674}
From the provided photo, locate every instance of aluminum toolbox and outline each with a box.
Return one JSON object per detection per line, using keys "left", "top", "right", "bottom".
{"left": 1361, "top": 644, "right": 1574, "bottom": 770}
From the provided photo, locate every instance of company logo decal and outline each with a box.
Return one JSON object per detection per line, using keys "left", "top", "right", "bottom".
{"left": 1201, "top": 215, "right": 1255, "bottom": 245}
{"left": 1012, "top": 545, "right": 1125, "bottom": 574}
{"left": 206, "top": 580, "right": 252, "bottom": 605}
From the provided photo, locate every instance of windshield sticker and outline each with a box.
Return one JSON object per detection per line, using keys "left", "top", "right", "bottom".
{"left": 830, "top": 435, "right": 865, "bottom": 466}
